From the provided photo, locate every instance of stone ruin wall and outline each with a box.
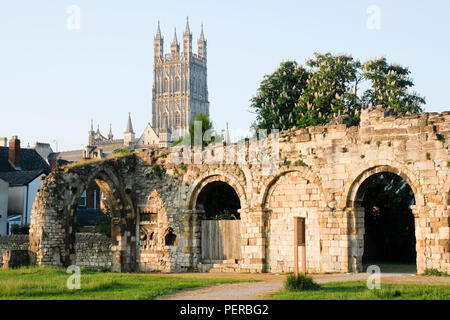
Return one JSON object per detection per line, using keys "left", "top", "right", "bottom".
{"left": 28, "top": 107, "right": 450, "bottom": 274}
{"left": 0, "top": 233, "right": 111, "bottom": 269}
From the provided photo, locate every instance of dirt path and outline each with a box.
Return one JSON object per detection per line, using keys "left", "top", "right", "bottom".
{"left": 159, "top": 272, "right": 450, "bottom": 300}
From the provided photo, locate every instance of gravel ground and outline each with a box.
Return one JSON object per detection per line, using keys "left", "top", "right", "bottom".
{"left": 159, "top": 272, "right": 450, "bottom": 300}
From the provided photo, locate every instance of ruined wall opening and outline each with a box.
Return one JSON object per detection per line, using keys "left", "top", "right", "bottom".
{"left": 356, "top": 172, "right": 416, "bottom": 272}
{"left": 196, "top": 181, "right": 241, "bottom": 220}
{"left": 195, "top": 181, "right": 242, "bottom": 263}
{"left": 75, "top": 180, "right": 111, "bottom": 237}
{"left": 66, "top": 172, "right": 137, "bottom": 272}
{"left": 164, "top": 228, "right": 177, "bottom": 246}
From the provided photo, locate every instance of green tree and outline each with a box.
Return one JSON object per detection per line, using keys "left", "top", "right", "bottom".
{"left": 362, "top": 57, "right": 425, "bottom": 113}
{"left": 250, "top": 61, "right": 310, "bottom": 131}
{"left": 173, "top": 113, "right": 217, "bottom": 147}
{"left": 296, "top": 52, "right": 362, "bottom": 128}
{"left": 94, "top": 215, "right": 111, "bottom": 238}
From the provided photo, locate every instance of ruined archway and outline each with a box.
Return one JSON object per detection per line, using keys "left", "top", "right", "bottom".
{"left": 262, "top": 170, "right": 323, "bottom": 273}
{"left": 189, "top": 175, "right": 243, "bottom": 267}
{"left": 346, "top": 166, "right": 418, "bottom": 273}
{"left": 29, "top": 157, "right": 138, "bottom": 272}
{"left": 196, "top": 181, "right": 241, "bottom": 220}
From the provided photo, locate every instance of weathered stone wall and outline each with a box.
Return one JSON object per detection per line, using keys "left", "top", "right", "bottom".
{"left": 29, "top": 107, "right": 450, "bottom": 274}
{"left": 0, "top": 234, "right": 111, "bottom": 269}
{"left": 75, "top": 233, "right": 112, "bottom": 269}
{"left": 265, "top": 171, "right": 322, "bottom": 273}
{"left": 0, "top": 235, "right": 29, "bottom": 265}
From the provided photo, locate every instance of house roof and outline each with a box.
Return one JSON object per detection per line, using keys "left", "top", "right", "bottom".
{"left": 0, "top": 147, "right": 51, "bottom": 173}
{"left": 0, "top": 169, "right": 46, "bottom": 187}
{"left": 0, "top": 147, "right": 51, "bottom": 186}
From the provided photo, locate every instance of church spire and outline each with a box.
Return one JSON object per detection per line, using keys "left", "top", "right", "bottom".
{"left": 154, "top": 20, "right": 164, "bottom": 57}
{"left": 125, "top": 112, "right": 134, "bottom": 133}
{"left": 184, "top": 16, "right": 190, "bottom": 35}
{"left": 199, "top": 24, "right": 205, "bottom": 41}
{"left": 156, "top": 20, "right": 161, "bottom": 38}
{"left": 172, "top": 27, "right": 178, "bottom": 44}
{"left": 183, "top": 17, "right": 192, "bottom": 55}
{"left": 171, "top": 28, "right": 180, "bottom": 56}
{"left": 198, "top": 23, "right": 207, "bottom": 59}
{"left": 108, "top": 124, "right": 114, "bottom": 140}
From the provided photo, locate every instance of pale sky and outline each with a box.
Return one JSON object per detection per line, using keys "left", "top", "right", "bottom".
{"left": 0, "top": 1, "right": 449, "bottom": 151}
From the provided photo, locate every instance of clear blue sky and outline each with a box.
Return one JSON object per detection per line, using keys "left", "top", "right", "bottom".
{"left": 0, "top": 1, "right": 449, "bottom": 151}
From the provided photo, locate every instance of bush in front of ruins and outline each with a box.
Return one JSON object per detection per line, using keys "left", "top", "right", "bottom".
{"left": 284, "top": 273, "right": 320, "bottom": 291}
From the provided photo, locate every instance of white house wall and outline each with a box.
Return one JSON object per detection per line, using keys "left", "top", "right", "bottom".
{"left": 8, "top": 186, "right": 24, "bottom": 215}
{"left": 0, "top": 179, "right": 8, "bottom": 235}
{"left": 23, "top": 175, "right": 45, "bottom": 225}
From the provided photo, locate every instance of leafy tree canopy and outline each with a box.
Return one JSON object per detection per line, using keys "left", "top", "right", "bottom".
{"left": 296, "top": 52, "right": 362, "bottom": 128}
{"left": 362, "top": 56, "right": 425, "bottom": 114}
{"left": 251, "top": 52, "right": 425, "bottom": 131}
{"left": 250, "top": 61, "right": 309, "bottom": 131}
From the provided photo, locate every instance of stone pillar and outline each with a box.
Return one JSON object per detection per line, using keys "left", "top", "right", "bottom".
{"left": 182, "top": 209, "right": 202, "bottom": 268}
{"left": 318, "top": 208, "right": 363, "bottom": 273}
{"left": 345, "top": 207, "right": 365, "bottom": 273}
{"left": 412, "top": 204, "right": 450, "bottom": 274}
{"left": 239, "top": 208, "right": 266, "bottom": 273}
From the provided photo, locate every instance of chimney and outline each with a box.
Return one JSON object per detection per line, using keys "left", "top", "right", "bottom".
{"left": 0, "top": 137, "right": 7, "bottom": 147}
{"left": 9, "top": 136, "right": 21, "bottom": 168}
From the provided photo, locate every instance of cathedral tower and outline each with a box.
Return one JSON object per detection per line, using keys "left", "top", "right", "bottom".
{"left": 152, "top": 18, "right": 209, "bottom": 145}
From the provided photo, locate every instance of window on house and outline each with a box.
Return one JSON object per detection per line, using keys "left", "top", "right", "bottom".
{"left": 78, "top": 190, "right": 87, "bottom": 207}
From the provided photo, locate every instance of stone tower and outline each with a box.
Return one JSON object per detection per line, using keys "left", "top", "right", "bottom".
{"left": 152, "top": 18, "right": 209, "bottom": 145}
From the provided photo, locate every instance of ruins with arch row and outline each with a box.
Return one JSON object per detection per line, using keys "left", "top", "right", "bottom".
{"left": 28, "top": 107, "right": 450, "bottom": 274}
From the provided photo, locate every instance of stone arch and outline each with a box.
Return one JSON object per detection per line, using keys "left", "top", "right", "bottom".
{"left": 259, "top": 168, "right": 325, "bottom": 208}
{"left": 29, "top": 160, "right": 137, "bottom": 272}
{"left": 261, "top": 169, "right": 324, "bottom": 273}
{"left": 188, "top": 171, "right": 248, "bottom": 211}
{"left": 186, "top": 171, "right": 247, "bottom": 266}
{"left": 343, "top": 164, "right": 421, "bottom": 208}
{"left": 343, "top": 165, "right": 420, "bottom": 273}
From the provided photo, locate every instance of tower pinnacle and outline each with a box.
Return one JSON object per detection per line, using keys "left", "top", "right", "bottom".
{"left": 125, "top": 112, "right": 134, "bottom": 133}
{"left": 184, "top": 16, "right": 190, "bottom": 35}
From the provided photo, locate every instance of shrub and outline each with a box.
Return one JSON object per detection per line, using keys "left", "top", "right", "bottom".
{"left": 294, "top": 160, "right": 308, "bottom": 167}
{"left": 284, "top": 273, "right": 320, "bottom": 291}
{"left": 11, "top": 224, "right": 29, "bottom": 235}
{"left": 212, "top": 210, "right": 238, "bottom": 220}
{"left": 423, "top": 269, "right": 450, "bottom": 277}
{"left": 112, "top": 147, "right": 131, "bottom": 155}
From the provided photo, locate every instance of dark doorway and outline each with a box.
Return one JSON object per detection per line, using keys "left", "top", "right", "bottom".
{"left": 361, "top": 173, "right": 416, "bottom": 271}
{"left": 196, "top": 181, "right": 241, "bottom": 220}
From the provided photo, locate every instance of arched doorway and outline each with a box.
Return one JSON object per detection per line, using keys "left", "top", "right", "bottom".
{"left": 64, "top": 171, "right": 137, "bottom": 272}
{"left": 195, "top": 181, "right": 241, "bottom": 263}
{"left": 354, "top": 172, "right": 417, "bottom": 273}
{"left": 196, "top": 181, "right": 241, "bottom": 220}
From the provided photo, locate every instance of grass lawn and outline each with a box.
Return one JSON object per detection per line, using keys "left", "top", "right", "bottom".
{"left": 0, "top": 266, "right": 255, "bottom": 300}
{"left": 268, "top": 281, "right": 450, "bottom": 300}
